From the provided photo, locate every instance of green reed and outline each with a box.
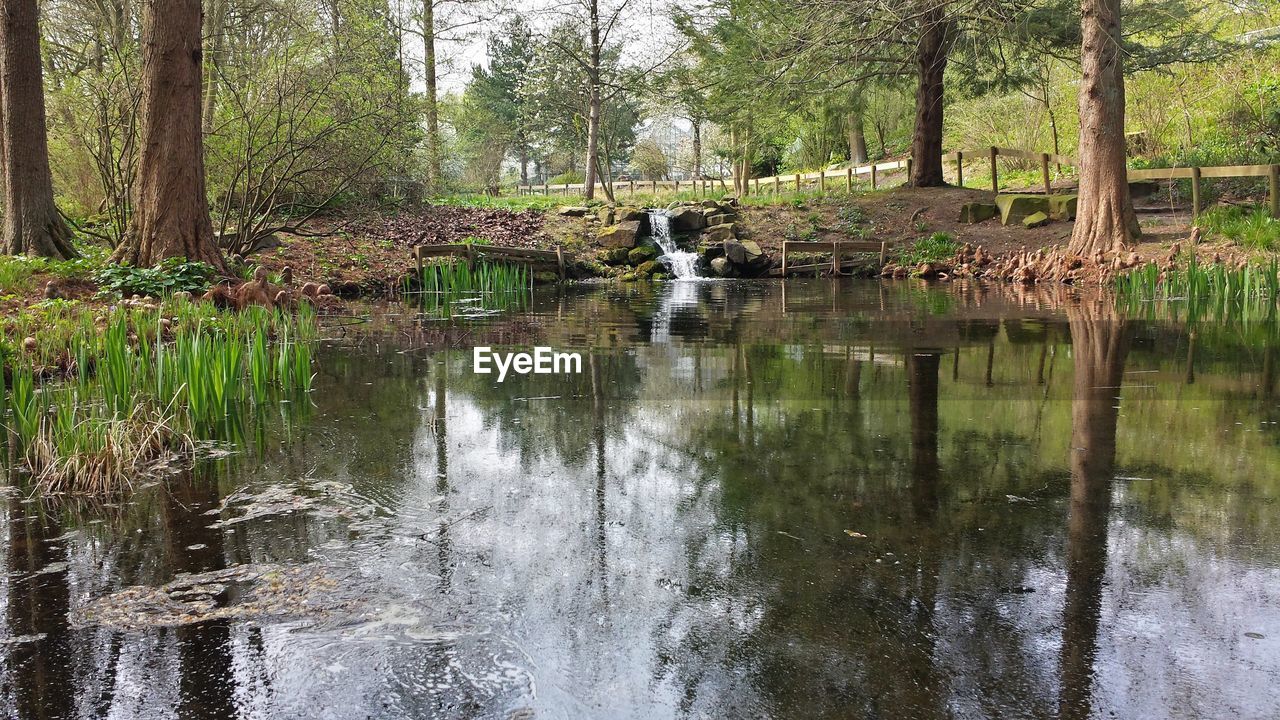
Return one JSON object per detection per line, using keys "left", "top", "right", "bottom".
{"left": 1, "top": 299, "right": 319, "bottom": 493}
{"left": 1116, "top": 255, "right": 1280, "bottom": 325}
{"left": 415, "top": 260, "right": 532, "bottom": 316}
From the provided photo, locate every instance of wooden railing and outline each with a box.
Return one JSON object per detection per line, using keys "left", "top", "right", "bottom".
{"left": 412, "top": 243, "right": 571, "bottom": 280}
{"left": 516, "top": 147, "right": 1280, "bottom": 219}
{"left": 779, "top": 240, "right": 896, "bottom": 277}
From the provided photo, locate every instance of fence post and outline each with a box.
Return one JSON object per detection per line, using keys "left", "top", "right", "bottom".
{"left": 846, "top": 167, "right": 853, "bottom": 193}
{"left": 1270, "top": 165, "right": 1279, "bottom": 219}
{"left": 754, "top": 177, "right": 760, "bottom": 195}
{"left": 956, "top": 151, "right": 964, "bottom": 188}
{"left": 774, "top": 176, "right": 780, "bottom": 194}
{"left": 1041, "top": 153, "right": 1052, "bottom": 196}
{"left": 543, "top": 182, "right": 549, "bottom": 196}
{"left": 795, "top": 173, "right": 802, "bottom": 192}
{"left": 652, "top": 179, "right": 658, "bottom": 193}
{"left": 871, "top": 164, "right": 878, "bottom": 190}
{"left": 675, "top": 179, "right": 680, "bottom": 194}
{"left": 989, "top": 146, "right": 999, "bottom": 195}
{"left": 1191, "top": 167, "right": 1202, "bottom": 221}
{"left": 906, "top": 158, "right": 913, "bottom": 183}
{"left": 819, "top": 171, "right": 826, "bottom": 193}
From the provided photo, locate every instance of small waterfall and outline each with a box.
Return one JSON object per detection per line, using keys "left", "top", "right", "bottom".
{"left": 649, "top": 211, "right": 701, "bottom": 280}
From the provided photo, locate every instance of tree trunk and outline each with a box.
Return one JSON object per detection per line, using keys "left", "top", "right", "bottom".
{"left": 423, "top": 0, "right": 442, "bottom": 193}
{"left": 691, "top": 119, "right": 702, "bottom": 179}
{"left": 848, "top": 111, "right": 869, "bottom": 164}
{"left": 202, "top": 0, "right": 230, "bottom": 136}
{"left": 907, "top": 351, "right": 942, "bottom": 519}
{"left": 1059, "top": 299, "right": 1129, "bottom": 719}
{"left": 519, "top": 144, "right": 529, "bottom": 185}
{"left": 0, "top": 0, "right": 77, "bottom": 259}
{"left": 583, "top": 0, "right": 602, "bottom": 202}
{"left": 114, "top": 0, "right": 224, "bottom": 270}
{"left": 909, "top": 7, "right": 952, "bottom": 187}
{"left": 1070, "top": 0, "right": 1140, "bottom": 256}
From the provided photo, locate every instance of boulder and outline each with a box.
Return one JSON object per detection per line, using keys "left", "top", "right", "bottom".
{"left": 616, "top": 207, "right": 645, "bottom": 223}
{"left": 598, "top": 220, "right": 642, "bottom": 249}
{"left": 597, "top": 207, "right": 615, "bottom": 225}
{"left": 710, "top": 257, "right": 737, "bottom": 277}
{"left": 635, "top": 260, "right": 659, "bottom": 277}
{"left": 1023, "top": 211, "right": 1050, "bottom": 228}
{"left": 700, "top": 244, "right": 725, "bottom": 261}
{"left": 725, "top": 241, "right": 747, "bottom": 265}
{"left": 739, "top": 240, "right": 764, "bottom": 263}
{"left": 703, "top": 223, "right": 736, "bottom": 243}
{"left": 959, "top": 202, "right": 999, "bottom": 224}
{"left": 994, "top": 194, "right": 1051, "bottom": 225}
{"left": 701, "top": 199, "right": 720, "bottom": 209}
{"left": 601, "top": 247, "right": 631, "bottom": 265}
{"left": 628, "top": 246, "right": 658, "bottom": 265}
{"left": 716, "top": 201, "right": 738, "bottom": 215}
{"left": 705, "top": 213, "right": 732, "bottom": 226}
{"left": 1048, "top": 194, "right": 1078, "bottom": 221}
{"left": 558, "top": 206, "right": 590, "bottom": 217}
{"left": 669, "top": 206, "right": 707, "bottom": 232}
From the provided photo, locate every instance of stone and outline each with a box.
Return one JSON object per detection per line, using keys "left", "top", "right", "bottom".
{"left": 701, "top": 199, "right": 720, "bottom": 209}
{"left": 635, "top": 260, "right": 659, "bottom": 277}
{"left": 710, "top": 257, "right": 736, "bottom": 277}
{"left": 703, "top": 223, "right": 736, "bottom": 243}
{"left": 557, "top": 206, "right": 590, "bottom": 217}
{"left": 598, "top": 220, "right": 642, "bottom": 249}
{"left": 959, "top": 203, "right": 999, "bottom": 224}
{"left": 602, "top": 247, "right": 631, "bottom": 265}
{"left": 1023, "top": 211, "right": 1050, "bottom": 228}
{"left": 628, "top": 246, "right": 658, "bottom": 265}
{"left": 724, "top": 241, "right": 747, "bottom": 265}
{"left": 699, "top": 244, "right": 725, "bottom": 261}
{"left": 994, "top": 194, "right": 1052, "bottom": 225}
{"left": 705, "top": 214, "right": 732, "bottom": 226}
{"left": 1048, "top": 194, "right": 1078, "bottom": 221}
{"left": 721, "top": 196, "right": 740, "bottom": 207}
{"left": 668, "top": 207, "right": 707, "bottom": 232}
{"left": 739, "top": 240, "right": 764, "bottom": 262}
{"left": 597, "top": 207, "right": 615, "bottom": 225}
{"left": 616, "top": 207, "right": 645, "bottom": 223}
{"left": 716, "top": 201, "right": 738, "bottom": 215}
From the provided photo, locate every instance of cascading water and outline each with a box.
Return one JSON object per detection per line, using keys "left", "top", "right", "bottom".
{"left": 649, "top": 211, "right": 701, "bottom": 280}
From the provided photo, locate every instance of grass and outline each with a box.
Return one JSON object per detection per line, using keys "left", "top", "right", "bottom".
{"left": 898, "top": 232, "right": 960, "bottom": 267}
{"left": 413, "top": 260, "right": 532, "bottom": 317}
{"left": 1195, "top": 205, "right": 1280, "bottom": 250}
{"left": 1116, "top": 254, "right": 1280, "bottom": 324}
{"left": 2, "top": 299, "right": 317, "bottom": 494}
{"left": 0, "top": 254, "right": 98, "bottom": 294}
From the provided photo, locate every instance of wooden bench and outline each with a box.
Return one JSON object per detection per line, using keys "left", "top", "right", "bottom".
{"left": 780, "top": 240, "right": 894, "bottom": 277}
{"left": 412, "top": 243, "right": 571, "bottom": 280}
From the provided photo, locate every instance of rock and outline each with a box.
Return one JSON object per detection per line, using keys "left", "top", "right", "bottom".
{"left": 620, "top": 272, "right": 637, "bottom": 282}
{"left": 1023, "top": 212, "right": 1050, "bottom": 228}
{"left": 701, "top": 199, "right": 720, "bottom": 209}
{"left": 597, "top": 207, "right": 615, "bottom": 225}
{"left": 1048, "top": 194, "right": 1078, "bottom": 221}
{"left": 702, "top": 223, "right": 736, "bottom": 243}
{"left": 635, "top": 260, "right": 659, "bottom": 277}
{"left": 666, "top": 201, "right": 682, "bottom": 211}
{"left": 739, "top": 240, "right": 764, "bottom": 263}
{"left": 601, "top": 247, "right": 631, "bottom": 265}
{"left": 995, "top": 194, "right": 1052, "bottom": 225}
{"left": 597, "top": 220, "right": 642, "bottom": 249}
{"left": 700, "top": 244, "right": 725, "bottom": 261}
{"left": 724, "top": 241, "right": 747, "bottom": 265}
{"left": 716, "top": 201, "right": 738, "bottom": 215}
{"left": 959, "top": 203, "right": 998, "bottom": 224}
{"left": 628, "top": 246, "right": 658, "bottom": 265}
{"left": 705, "top": 214, "right": 732, "bottom": 226}
{"left": 710, "top": 257, "right": 736, "bottom": 277}
{"left": 721, "top": 196, "right": 740, "bottom": 207}
{"left": 616, "top": 207, "right": 645, "bottom": 223}
{"left": 557, "top": 206, "right": 590, "bottom": 217}
{"left": 668, "top": 207, "right": 707, "bottom": 232}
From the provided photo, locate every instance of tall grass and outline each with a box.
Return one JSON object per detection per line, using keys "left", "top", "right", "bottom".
{"left": 2, "top": 300, "right": 318, "bottom": 494}
{"left": 1116, "top": 254, "right": 1280, "bottom": 324}
{"left": 415, "top": 260, "right": 532, "bottom": 316}
{"left": 1196, "top": 205, "right": 1280, "bottom": 250}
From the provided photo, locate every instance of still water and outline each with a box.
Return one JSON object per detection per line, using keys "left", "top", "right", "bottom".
{"left": 3, "top": 280, "right": 1280, "bottom": 719}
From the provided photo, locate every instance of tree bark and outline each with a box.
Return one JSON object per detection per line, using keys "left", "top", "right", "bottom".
{"left": 1070, "top": 0, "right": 1140, "bottom": 256}
{"left": 114, "top": 0, "right": 225, "bottom": 270}
{"left": 1059, "top": 298, "right": 1129, "bottom": 719}
{"left": 691, "top": 119, "right": 702, "bottom": 179}
{"left": 848, "top": 112, "right": 869, "bottom": 164}
{"left": 909, "top": 6, "right": 952, "bottom": 187}
{"left": 583, "top": 0, "right": 602, "bottom": 202}
{"left": 0, "top": 0, "right": 77, "bottom": 259}
{"left": 202, "top": 0, "right": 230, "bottom": 136}
{"left": 423, "top": 0, "right": 442, "bottom": 193}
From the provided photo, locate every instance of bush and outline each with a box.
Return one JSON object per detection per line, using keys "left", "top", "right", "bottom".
{"left": 95, "top": 258, "right": 216, "bottom": 298}
{"left": 1196, "top": 205, "right": 1280, "bottom": 250}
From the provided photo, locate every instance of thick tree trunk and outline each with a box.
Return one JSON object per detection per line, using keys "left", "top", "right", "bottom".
{"left": 1070, "top": 0, "right": 1140, "bottom": 256}
{"left": 422, "top": 1, "right": 442, "bottom": 192}
{"left": 848, "top": 112, "right": 869, "bottom": 164}
{"left": 0, "top": 0, "right": 77, "bottom": 259}
{"left": 583, "top": 0, "right": 602, "bottom": 202}
{"left": 114, "top": 0, "right": 225, "bottom": 270}
{"left": 1059, "top": 299, "right": 1129, "bottom": 719}
{"left": 909, "top": 7, "right": 952, "bottom": 187}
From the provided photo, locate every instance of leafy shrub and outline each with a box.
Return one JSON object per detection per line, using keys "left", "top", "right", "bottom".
{"left": 95, "top": 258, "right": 216, "bottom": 298}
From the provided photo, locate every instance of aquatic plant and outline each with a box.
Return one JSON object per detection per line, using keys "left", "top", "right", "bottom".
{"left": 1, "top": 300, "right": 318, "bottom": 494}
{"left": 1116, "top": 254, "right": 1280, "bottom": 324}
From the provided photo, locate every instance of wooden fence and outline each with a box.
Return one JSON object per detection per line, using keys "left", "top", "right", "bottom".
{"left": 412, "top": 243, "right": 571, "bottom": 280}
{"left": 517, "top": 146, "right": 1280, "bottom": 220}
{"left": 778, "top": 240, "right": 896, "bottom": 277}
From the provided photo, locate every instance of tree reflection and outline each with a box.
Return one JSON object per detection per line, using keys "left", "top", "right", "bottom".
{"left": 6, "top": 500, "right": 72, "bottom": 720}
{"left": 1059, "top": 298, "right": 1130, "bottom": 720}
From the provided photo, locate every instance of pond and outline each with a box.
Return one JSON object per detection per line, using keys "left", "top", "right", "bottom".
{"left": 4, "top": 279, "right": 1280, "bottom": 719}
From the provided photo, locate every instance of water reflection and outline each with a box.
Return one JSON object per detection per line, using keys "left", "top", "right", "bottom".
{"left": 3, "top": 280, "right": 1280, "bottom": 719}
